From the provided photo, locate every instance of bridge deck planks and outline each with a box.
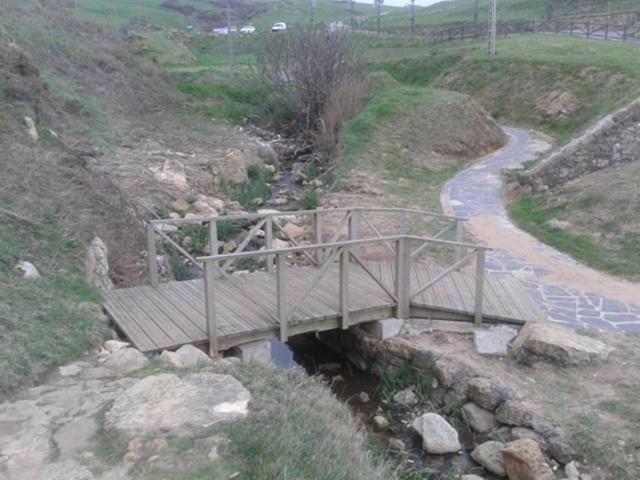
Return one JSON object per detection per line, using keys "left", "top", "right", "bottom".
{"left": 104, "top": 262, "right": 543, "bottom": 353}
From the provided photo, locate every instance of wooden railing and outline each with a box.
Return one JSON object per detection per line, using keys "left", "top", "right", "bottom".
{"left": 196, "top": 234, "right": 489, "bottom": 355}
{"left": 146, "top": 207, "right": 466, "bottom": 286}
{"left": 382, "top": 10, "right": 640, "bottom": 45}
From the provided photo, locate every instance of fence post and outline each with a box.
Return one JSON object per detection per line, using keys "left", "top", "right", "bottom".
{"left": 586, "top": 19, "right": 591, "bottom": 37}
{"left": 623, "top": 24, "right": 627, "bottom": 42}
{"left": 399, "top": 211, "right": 408, "bottom": 234}
{"left": 454, "top": 219, "right": 463, "bottom": 263}
{"left": 204, "top": 261, "right": 218, "bottom": 356}
{"left": 570, "top": 21, "right": 574, "bottom": 36}
{"left": 604, "top": 21, "right": 609, "bottom": 40}
{"left": 474, "top": 249, "right": 486, "bottom": 325}
{"left": 147, "top": 223, "right": 159, "bottom": 288}
{"left": 313, "top": 212, "right": 323, "bottom": 264}
{"left": 266, "top": 216, "right": 274, "bottom": 273}
{"left": 394, "top": 238, "right": 411, "bottom": 318}
{"left": 339, "top": 246, "right": 350, "bottom": 329}
{"left": 276, "top": 253, "right": 288, "bottom": 342}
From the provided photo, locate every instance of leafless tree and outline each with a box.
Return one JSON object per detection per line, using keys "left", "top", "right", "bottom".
{"left": 257, "top": 25, "right": 365, "bottom": 137}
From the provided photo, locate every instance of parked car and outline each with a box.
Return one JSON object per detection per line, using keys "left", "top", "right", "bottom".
{"left": 240, "top": 25, "right": 256, "bottom": 34}
{"left": 212, "top": 26, "right": 237, "bottom": 36}
{"left": 271, "top": 22, "right": 287, "bottom": 32}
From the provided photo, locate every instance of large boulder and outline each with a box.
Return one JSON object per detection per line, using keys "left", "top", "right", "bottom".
{"left": 214, "top": 148, "right": 263, "bottom": 184}
{"left": 463, "top": 402, "right": 496, "bottom": 434}
{"left": 102, "top": 348, "right": 149, "bottom": 375}
{"left": 471, "top": 441, "right": 506, "bottom": 477}
{"left": 85, "top": 237, "right": 113, "bottom": 291}
{"left": 106, "top": 372, "right": 250, "bottom": 438}
{"left": 501, "top": 439, "right": 554, "bottom": 480}
{"left": 159, "top": 345, "right": 213, "bottom": 369}
{"left": 511, "top": 322, "right": 611, "bottom": 366}
{"left": 411, "top": 412, "right": 461, "bottom": 454}
{"left": 153, "top": 158, "right": 188, "bottom": 191}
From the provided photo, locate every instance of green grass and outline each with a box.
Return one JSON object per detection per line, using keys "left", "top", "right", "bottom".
{"left": 509, "top": 196, "right": 640, "bottom": 279}
{"left": 0, "top": 216, "right": 107, "bottom": 396}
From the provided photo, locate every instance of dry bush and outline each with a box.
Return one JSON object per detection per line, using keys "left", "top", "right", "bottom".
{"left": 256, "top": 25, "right": 366, "bottom": 138}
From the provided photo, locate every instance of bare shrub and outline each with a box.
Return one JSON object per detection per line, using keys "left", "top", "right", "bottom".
{"left": 256, "top": 25, "right": 366, "bottom": 138}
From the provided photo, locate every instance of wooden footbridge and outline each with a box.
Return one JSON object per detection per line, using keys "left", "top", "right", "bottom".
{"left": 104, "top": 208, "right": 544, "bottom": 355}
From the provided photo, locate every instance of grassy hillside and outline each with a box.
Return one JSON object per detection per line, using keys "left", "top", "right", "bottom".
{"left": 370, "top": 35, "right": 640, "bottom": 144}
{"left": 377, "top": 0, "right": 640, "bottom": 30}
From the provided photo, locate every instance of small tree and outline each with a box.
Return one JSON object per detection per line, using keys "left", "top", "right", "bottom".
{"left": 256, "top": 25, "right": 365, "bottom": 137}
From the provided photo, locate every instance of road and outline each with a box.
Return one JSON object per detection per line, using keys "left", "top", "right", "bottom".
{"left": 443, "top": 127, "right": 640, "bottom": 333}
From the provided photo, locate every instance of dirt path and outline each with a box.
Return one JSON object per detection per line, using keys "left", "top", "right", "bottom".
{"left": 442, "top": 127, "right": 640, "bottom": 333}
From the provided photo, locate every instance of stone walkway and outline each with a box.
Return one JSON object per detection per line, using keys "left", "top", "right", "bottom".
{"left": 444, "top": 127, "right": 640, "bottom": 334}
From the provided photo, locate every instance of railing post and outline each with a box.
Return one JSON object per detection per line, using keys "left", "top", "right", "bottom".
{"left": 313, "top": 212, "right": 323, "bottom": 264}
{"left": 339, "top": 246, "right": 350, "bottom": 329}
{"left": 276, "top": 253, "right": 287, "bottom": 342}
{"left": 604, "top": 22, "right": 608, "bottom": 40}
{"left": 266, "top": 216, "right": 274, "bottom": 273}
{"left": 208, "top": 220, "right": 219, "bottom": 277}
{"left": 474, "top": 249, "right": 486, "bottom": 325}
{"left": 348, "top": 209, "right": 361, "bottom": 256}
{"left": 399, "top": 211, "right": 408, "bottom": 234}
{"left": 147, "top": 223, "right": 159, "bottom": 288}
{"left": 454, "top": 219, "right": 463, "bottom": 263}
{"left": 623, "top": 24, "right": 627, "bottom": 42}
{"left": 204, "top": 261, "right": 218, "bottom": 356}
{"left": 394, "top": 237, "right": 411, "bottom": 318}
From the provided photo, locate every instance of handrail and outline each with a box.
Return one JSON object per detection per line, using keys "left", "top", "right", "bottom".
{"left": 196, "top": 234, "right": 491, "bottom": 263}
{"left": 150, "top": 206, "right": 466, "bottom": 225}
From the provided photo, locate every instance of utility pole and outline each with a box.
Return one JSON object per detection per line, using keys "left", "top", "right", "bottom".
{"left": 546, "top": 0, "right": 553, "bottom": 22}
{"left": 375, "top": 0, "right": 382, "bottom": 34}
{"left": 410, "top": 0, "right": 415, "bottom": 35}
{"left": 349, "top": 0, "right": 355, "bottom": 29}
{"left": 473, "top": 0, "right": 480, "bottom": 29}
{"left": 226, "top": 3, "right": 235, "bottom": 78}
{"left": 487, "top": 0, "right": 496, "bottom": 56}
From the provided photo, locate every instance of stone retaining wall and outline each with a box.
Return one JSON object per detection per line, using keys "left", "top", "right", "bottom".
{"left": 518, "top": 96, "right": 640, "bottom": 193}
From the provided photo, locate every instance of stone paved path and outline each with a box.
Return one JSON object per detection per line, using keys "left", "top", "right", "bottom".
{"left": 443, "top": 127, "right": 640, "bottom": 334}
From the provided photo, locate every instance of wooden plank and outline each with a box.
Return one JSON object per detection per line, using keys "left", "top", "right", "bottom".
{"left": 138, "top": 285, "right": 206, "bottom": 339}
{"left": 103, "top": 295, "right": 157, "bottom": 352}
{"left": 120, "top": 287, "right": 193, "bottom": 346}
{"left": 113, "top": 288, "right": 178, "bottom": 348}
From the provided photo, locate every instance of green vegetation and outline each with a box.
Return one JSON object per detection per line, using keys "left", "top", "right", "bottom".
{"left": 0, "top": 216, "right": 107, "bottom": 395}
{"left": 376, "top": 364, "right": 432, "bottom": 407}
{"left": 220, "top": 165, "right": 273, "bottom": 210}
{"left": 509, "top": 196, "right": 640, "bottom": 279}
{"left": 301, "top": 189, "right": 319, "bottom": 210}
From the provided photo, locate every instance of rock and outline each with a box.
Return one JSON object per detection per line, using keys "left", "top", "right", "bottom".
{"left": 547, "top": 434, "right": 575, "bottom": 464}
{"left": 191, "top": 200, "right": 218, "bottom": 217}
{"left": 272, "top": 238, "right": 289, "bottom": 249}
{"left": 372, "top": 415, "right": 389, "bottom": 430}
{"left": 106, "top": 372, "right": 250, "bottom": 438}
{"left": 59, "top": 365, "right": 82, "bottom": 377}
{"left": 53, "top": 417, "right": 97, "bottom": 458}
{"left": 393, "top": 388, "right": 417, "bottom": 407}
{"left": 154, "top": 158, "right": 188, "bottom": 191}
{"left": 565, "top": 461, "right": 580, "bottom": 479}
{"left": 359, "top": 318, "right": 405, "bottom": 340}
{"left": 510, "top": 322, "right": 611, "bottom": 366}
{"left": 474, "top": 325, "right": 519, "bottom": 356}
{"left": 40, "top": 460, "right": 94, "bottom": 480}
{"left": 273, "top": 195, "right": 288, "bottom": 206}
{"left": 502, "top": 439, "right": 555, "bottom": 480}
{"left": 495, "top": 400, "right": 547, "bottom": 430}
{"left": 159, "top": 345, "right": 212, "bottom": 369}
{"left": 511, "top": 427, "right": 546, "bottom": 448}
{"left": 205, "top": 196, "right": 225, "bottom": 212}
{"left": 282, "top": 222, "right": 305, "bottom": 240}
{"left": 547, "top": 219, "right": 571, "bottom": 230}
{"left": 170, "top": 198, "right": 190, "bottom": 213}
{"left": 264, "top": 163, "right": 277, "bottom": 174}
{"left": 235, "top": 339, "right": 272, "bottom": 365}
{"left": 357, "top": 392, "right": 370, "bottom": 403}
{"left": 215, "top": 148, "right": 263, "bottom": 184}
{"left": 346, "top": 350, "right": 367, "bottom": 371}
{"left": 461, "top": 476, "right": 485, "bottom": 480}
{"left": 124, "top": 437, "right": 145, "bottom": 464}
{"left": 15, "top": 260, "right": 41, "bottom": 279}
{"left": 411, "top": 412, "right": 461, "bottom": 454}
{"left": 102, "top": 348, "right": 149, "bottom": 375}
{"left": 85, "top": 237, "right": 113, "bottom": 291}
{"left": 24, "top": 116, "right": 38, "bottom": 141}
{"left": 388, "top": 437, "right": 406, "bottom": 451}
{"left": 223, "top": 240, "right": 237, "bottom": 253}
{"left": 156, "top": 222, "right": 179, "bottom": 233}
{"left": 463, "top": 402, "right": 496, "bottom": 433}
{"left": 470, "top": 441, "right": 506, "bottom": 477}
{"left": 104, "top": 340, "right": 130, "bottom": 353}
{"left": 536, "top": 90, "right": 582, "bottom": 119}
{"left": 252, "top": 197, "right": 264, "bottom": 206}
{"left": 466, "top": 377, "right": 502, "bottom": 410}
